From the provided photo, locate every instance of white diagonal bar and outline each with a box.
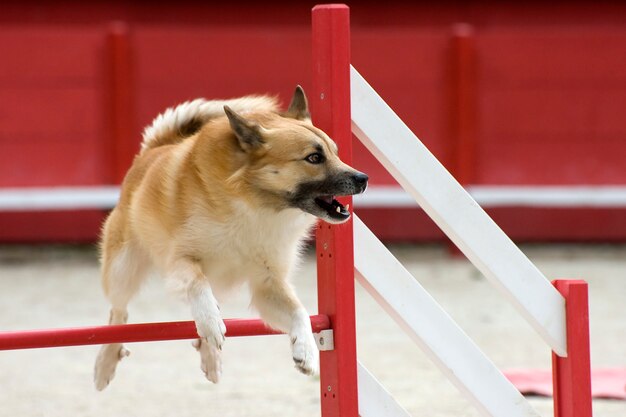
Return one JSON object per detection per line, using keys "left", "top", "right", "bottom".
{"left": 358, "top": 362, "right": 412, "bottom": 417}
{"left": 350, "top": 66, "right": 567, "bottom": 356}
{"left": 354, "top": 216, "right": 540, "bottom": 417}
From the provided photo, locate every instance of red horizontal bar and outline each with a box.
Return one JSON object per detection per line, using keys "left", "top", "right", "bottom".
{"left": 0, "top": 315, "right": 330, "bottom": 351}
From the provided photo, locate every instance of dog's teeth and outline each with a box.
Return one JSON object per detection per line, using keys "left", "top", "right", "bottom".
{"left": 346, "top": 204, "right": 350, "bottom": 211}
{"left": 336, "top": 206, "right": 341, "bottom": 213}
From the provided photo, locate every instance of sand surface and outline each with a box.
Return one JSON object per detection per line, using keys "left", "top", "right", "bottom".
{"left": 0, "top": 243, "right": 624, "bottom": 417}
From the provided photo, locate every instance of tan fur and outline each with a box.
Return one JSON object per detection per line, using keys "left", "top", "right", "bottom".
{"left": 94, "top": 89, "right": 367, "bottom": 390}
{"left": 140, "top": 96, "right": 279, "bottom": 152}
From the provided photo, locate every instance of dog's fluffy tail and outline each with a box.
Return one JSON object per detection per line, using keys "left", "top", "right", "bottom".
{"left": 140, "top": 95, "right": 279, "bottom": 152}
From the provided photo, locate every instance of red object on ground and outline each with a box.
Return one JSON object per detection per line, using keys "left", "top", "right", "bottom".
{"left": 0, "top": 315, "right": 331, "bottom": 351}
{"left": 504, "top": 368, "right": 626, "bottom": 400}
{"left": 312, "top": 5, "right": 359, "bottom": 417}
{"left": 552, "top": 280, "right": 593, "bottom": 417}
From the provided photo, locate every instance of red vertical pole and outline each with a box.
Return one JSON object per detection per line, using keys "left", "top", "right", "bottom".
{"left": 552, "top": 280, "right": 593, "bottom": 417}
{"left": 447, "top": 25, "right": 476, "bottom": 257}
{"left": 311, "top": 5, "right": 359, "bottom": 417}
{"left": 450, "top": 24, "right": 476, "bottom": 186}
{"left": 106, "top": 22, "right": 136, "bottom": 184}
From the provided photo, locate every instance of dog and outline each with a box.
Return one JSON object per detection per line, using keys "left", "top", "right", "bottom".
{"left": 93, "top": 86, "right": 368, "bottom": 390}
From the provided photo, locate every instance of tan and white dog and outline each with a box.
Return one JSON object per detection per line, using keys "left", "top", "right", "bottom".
{"left": 93, "top": 87, "right": 368, "bottom": 390}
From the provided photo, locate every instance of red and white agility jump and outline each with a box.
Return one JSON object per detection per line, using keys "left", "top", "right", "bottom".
{"left": 0, "top": 4, "right": 592, "bottom": 417}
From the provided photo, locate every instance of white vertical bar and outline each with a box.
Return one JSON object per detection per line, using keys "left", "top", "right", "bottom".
{"left": 354, "top": 216, "right": 540, "bottom": 417}
{"left": 350, "top": 66, "right": 567, "bottom": 356}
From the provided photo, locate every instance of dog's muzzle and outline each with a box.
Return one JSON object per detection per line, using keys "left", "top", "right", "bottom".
{"left": 290, "top": 171, "right": 369, "bottom": 224}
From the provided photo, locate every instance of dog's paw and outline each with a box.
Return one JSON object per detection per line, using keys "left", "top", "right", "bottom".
{"left": 194, "top": 315, "right": 227, "bottom": 351}
{"left": 94, "top": 344, "right": 130, "bottom": 391}
{"left": 290, "top": 331, "right": 319, "bottom": 376}
{"left": 193, "top": 338, "right": 223, "bottom": 383}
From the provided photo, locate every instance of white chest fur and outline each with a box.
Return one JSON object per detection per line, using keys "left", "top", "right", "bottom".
{"left": 181, "top": 201, "right": 317, "bottom": 296}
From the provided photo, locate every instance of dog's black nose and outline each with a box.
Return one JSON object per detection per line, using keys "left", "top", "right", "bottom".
{"left": 353, "top": 172, "right": 369, "bottom": 186}
{"left": 353, "top": 172, "right": 368, "bottom": 185}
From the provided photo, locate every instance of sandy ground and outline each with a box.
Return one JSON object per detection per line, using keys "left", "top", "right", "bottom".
{"left": 0, "top": 243, "right": 624, "bottom": 417}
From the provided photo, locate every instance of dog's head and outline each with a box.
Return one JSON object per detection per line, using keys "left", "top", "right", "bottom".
{"left": 224, "top": 86, "right": 368, "bottom": 224}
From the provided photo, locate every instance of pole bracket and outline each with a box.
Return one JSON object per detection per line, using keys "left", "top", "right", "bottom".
{"left": 314, "top": 329, "right": 334, "bottom": 351}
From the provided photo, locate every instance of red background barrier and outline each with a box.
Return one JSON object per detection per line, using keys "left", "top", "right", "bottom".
{"left": 2, "top": 1, "right": 626, "bottom": 242}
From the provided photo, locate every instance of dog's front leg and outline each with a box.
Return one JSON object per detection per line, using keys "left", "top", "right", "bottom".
{"left": 251, "top": 278, "right": 319, "bottom": 376}
{"left": 172, "top": 259, "right": 226, "bottom": 383}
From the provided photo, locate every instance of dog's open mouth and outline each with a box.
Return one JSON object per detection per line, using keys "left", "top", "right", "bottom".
{"left": 314, "top": 195, "right": 350, "bottom": 221}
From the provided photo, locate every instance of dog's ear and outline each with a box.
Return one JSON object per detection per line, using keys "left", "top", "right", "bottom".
{"left": 286, "top": 85, "right": 311, "bottom": 121}
{"left": 224, "top": 105, "right": 264, "bottom": 152}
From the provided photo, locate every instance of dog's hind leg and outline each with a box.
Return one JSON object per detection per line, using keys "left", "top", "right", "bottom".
{"left": 94, "top": 308, "right": 130, "bottom": 391}
{"left": 94, "top": 241, "right": 148, "bottom": 391}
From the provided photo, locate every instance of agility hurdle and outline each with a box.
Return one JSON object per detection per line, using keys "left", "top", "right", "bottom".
{"left": 0, "top": 4, "right": 591, "bottom": 417}
{"left": 343, "top": 6, "right": 592, "bottom": 417}
{"left": 0, "top": 316, "right": 331, "bottom": 351}
{"left": 313, "top": 4, "right": 591, "bottom": 417}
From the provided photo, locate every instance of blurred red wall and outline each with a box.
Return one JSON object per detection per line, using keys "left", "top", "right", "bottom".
{"left": 1, "top": 1, "right": 626, "bottom": 242}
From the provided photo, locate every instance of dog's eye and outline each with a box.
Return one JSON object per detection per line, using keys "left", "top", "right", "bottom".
{"left": 305, "top": 152, "right": 324, "bottom": 164}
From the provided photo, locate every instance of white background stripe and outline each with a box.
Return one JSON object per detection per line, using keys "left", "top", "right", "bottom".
{"left": 0, "top": 186, "right": 120, "bottom": 211}
{"left": 2, "top": 185, "right": 626, "bottom": 211}
{"left": 355, "top": 185, "right": 626, "bottom": 208}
